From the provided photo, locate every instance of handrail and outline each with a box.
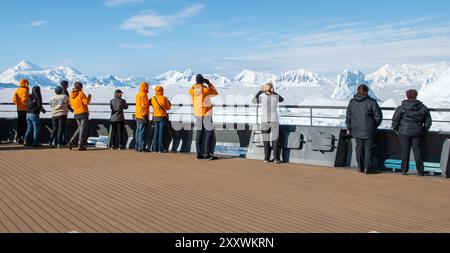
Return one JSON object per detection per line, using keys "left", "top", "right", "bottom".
{"left": 1, "top": 102, "right": 450, "bottom": 112}
{"left": 1, "top": 102, "right": 450, "bottom": 129}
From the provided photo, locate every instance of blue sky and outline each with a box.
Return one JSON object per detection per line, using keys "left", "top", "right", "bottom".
{"left": 1, "top": 0, "right": 450, "bottom": 77}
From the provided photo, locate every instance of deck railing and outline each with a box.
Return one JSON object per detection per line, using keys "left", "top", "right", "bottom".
{"left": 1, "top": 102, "right": 450, "bottom": 130}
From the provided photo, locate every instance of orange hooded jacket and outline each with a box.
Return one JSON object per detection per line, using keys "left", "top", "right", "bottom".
{"left": 70, "top": 90, "right": 91, "bottom": 115}
{"left": 12, "top": 79, "right": 30, "bottom": 111}
{"left": 189, "top": 83, "right": 218, "bottom": 117}
{"left": 150, "top": 86, "right": 171, "bottom": 118}
{"left": 135, "top": 82, "right": 150, "bottom": 120}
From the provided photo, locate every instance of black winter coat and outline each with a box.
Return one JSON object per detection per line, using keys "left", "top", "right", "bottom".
{"left": 110, "top": 97, "right": 129, "bottom": 122}
{"left": 346, "top": 94, "right": 383, "bottom": 140}
{"left": 27, "top": 88, "right": 46, "bottom": 115}
{"left": 392, "top": 100, "right": 432, "bottom": 136}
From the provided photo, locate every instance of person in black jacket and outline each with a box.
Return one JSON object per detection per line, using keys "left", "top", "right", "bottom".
{"left": 109, "top": 90, "right": 129, "bottom": 150}
{"left": 346, "top": 84, "right": 383, "bottom": 174}
{"left": 392, "top": 90, "right": 432, "bottom": 176}
{"left": 24, "top": 86, "right": 46, "bottom": 147}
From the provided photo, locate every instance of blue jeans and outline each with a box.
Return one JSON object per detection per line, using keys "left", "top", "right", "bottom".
{"left": 136, "top": 120, "right": 148, "bottom": 150}
{"left": 25, "top": 114, "right": 40, "bottom": 146}
{"left": 152, "top": 120, "right": 166, "bottom": 152}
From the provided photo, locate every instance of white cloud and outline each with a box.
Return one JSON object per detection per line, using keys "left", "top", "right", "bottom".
{"left": 29, "top": 20, "right": 48, "bottom": 27}
{"left": 119, "top": 3, "right": 205, "bottom": 36}
{"left": 105, "top": 0, "right": 145, "bottom": 7}
{"left": 216, "top": 17, "right": 450, "bottom": 74}
{"left": 118, "top": 43, "right": 155, "bottom": 49}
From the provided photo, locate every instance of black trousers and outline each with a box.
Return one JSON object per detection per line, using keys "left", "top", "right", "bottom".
{"left": 49, "top": 116, "right": 68, "bottom": 146}
{"left": 195, "top": 116, "right": 214, "bottom": 156}
{"left": 16, "top": 111, "right": 27, "bottom": 141}
{"left": 399, "top": 134, "right": 424, "bottom": 174}
{"left": 355, "top": 138, "right": 377, "bottom": 172}
{"left": 109, "top": 121, "right": 126, "bottom": 148}
{"left": 261, "top": 122, "right": 281, "bottom": 161}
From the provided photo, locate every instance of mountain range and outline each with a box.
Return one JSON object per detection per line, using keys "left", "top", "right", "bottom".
{"left": 1, "top": 60, "right": 449, "bottom": 101}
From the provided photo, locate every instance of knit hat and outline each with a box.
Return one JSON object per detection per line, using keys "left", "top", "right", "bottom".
{"left": 55, "top": 86, "right": 63, "bottom": 95}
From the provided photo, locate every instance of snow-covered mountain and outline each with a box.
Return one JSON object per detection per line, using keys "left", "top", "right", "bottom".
{"left": 419, "top": 67, "right": 450, "bottom": 107}
{"left": 232, "top": 69, "right": 277, "bottom": 87}
{"left": 0, "top": 60, "right": 92, "bottom": 87}
{"left": 154, "top": 69, "right": 231, "bottom": 88}
{"left": 0, "top": 60, "right": 448, "bottom": 104}
{"left": 276, "top": 69, "right": 324, "bottom": 87}
{"left": 367, "top": 62, "right": 449, "bottom": 87}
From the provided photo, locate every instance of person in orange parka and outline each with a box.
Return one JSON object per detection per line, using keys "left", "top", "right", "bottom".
{"left": 189, "top": 74, "right": 219, "bottom": 160}
{"left": 135, "top": 82, "right": 150, "bottom": 152}
{"left": 12, "top": 79, "right": 30, "bottom": 144}
{"left": 150, "top": 86, "right": 172, "bottom": 153}
{"left": 68, "top": 82, "right": 92, "bottom": 151}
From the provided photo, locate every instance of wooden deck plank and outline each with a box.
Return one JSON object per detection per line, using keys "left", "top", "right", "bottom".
{"left": 1, "top": 144, "right": 450, "bottom": 233}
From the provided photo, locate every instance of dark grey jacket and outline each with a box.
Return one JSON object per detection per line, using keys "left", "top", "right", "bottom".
{"left": 110, "top": 98, "right": 129, "bottom": 122}
{"left": 346, "top": 94, "right": 383, "bottom": 140}
{"left": 392, "top": 100, "right": 432, "bottom": 137}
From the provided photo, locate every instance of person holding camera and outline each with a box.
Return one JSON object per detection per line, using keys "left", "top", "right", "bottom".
{"left": 69, "top": 82, "right": 92, "bottom": 151}
{"left": 253, "top": 83, "right": 284, "bottom": 164}
{"left": 189, "top": 74, "right": 219, "bottom": 161}
{"left": 135, "top": 82, "right": 150, "bottom": 152}
{"left": 392, "top": 89, "right": 432, "bottom": 176}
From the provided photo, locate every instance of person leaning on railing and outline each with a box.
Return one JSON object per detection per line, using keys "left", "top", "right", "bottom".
{"left": 150, "top": 86, "right": 171, "bottom": 153}
{"left": 68, "top": 82, "right": 92, "bottom": 151}
{"left": 253, "top": 83, "right": 284, "bottom": 164}
{"left": 392, "top": 89, "right": 433, "bottom": 177}
{"left": 189, "top": 74, "right": 219, "bottom": 161}
{"left": 135, "top": 82, "right": 150, "bottom": 152}
{"left": 346, "top": 84, "right": 383, "bottom": 175}
{"left": 12, "top": 79, "right": 30, "bottom": 144}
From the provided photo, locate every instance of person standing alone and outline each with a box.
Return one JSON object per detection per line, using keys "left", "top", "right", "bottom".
{"left": 392, "top": 90, "right": 432, "bottom": 176}
{"left": 12, "top": 79, "right": 30, "bottom": 144}
{"left": 109, "top": 90, "right": 129, "bottom": 150}
{"left": 253, "top": 83, "right": 284, "bottom": 164}
{"left": 346, "top": 84, "right": 383, "bottom": 174}
{"left": 189, "top": 74, "right": 218, "bottom": 161}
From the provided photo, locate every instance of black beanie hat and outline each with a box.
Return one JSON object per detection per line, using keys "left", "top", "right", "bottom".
{"left": 60, "top": 80, "right": 69, "bottom": 88}
{"left": 196, "top": 74, "right": 205, "bottom": 84}
{"left": 55, "top": 86, "right": 63, "bottom": 95}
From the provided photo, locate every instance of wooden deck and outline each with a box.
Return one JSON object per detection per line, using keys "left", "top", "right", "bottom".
{"left": 1, "top": 144, "right": 450, "bottom": 233}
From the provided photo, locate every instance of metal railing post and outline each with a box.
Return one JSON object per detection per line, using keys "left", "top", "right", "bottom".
{"left": 310, "top": 108, "right": 313, "bottom": 126}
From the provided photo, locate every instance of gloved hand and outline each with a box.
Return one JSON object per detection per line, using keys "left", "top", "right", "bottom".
{"left": 204, "top": 79, "right": 211, "bottom": 85}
